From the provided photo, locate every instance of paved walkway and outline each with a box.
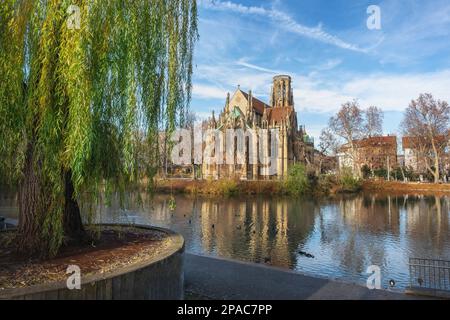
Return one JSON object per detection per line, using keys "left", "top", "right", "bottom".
{"left": 185, "top": 253, "right": 424, "bottom": 300}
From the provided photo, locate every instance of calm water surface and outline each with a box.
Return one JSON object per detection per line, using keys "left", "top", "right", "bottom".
{"left": 1, "top": 191, "right": 450, "bottom": 290}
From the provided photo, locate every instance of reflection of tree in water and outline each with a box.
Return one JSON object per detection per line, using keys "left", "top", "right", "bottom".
{"left": 323, "top": 193, "right": 450, "bottom": 277}
{"left": 325, "top": 193, "right": 403, "bottom": 275}
{"left": 196, "top": 197, "right": 316, "bottom": 268}
{"left": 284, "top": 199, "right": 317, "bottom": 267}
{"left": 149, "top": 193, "right": 449, "bottom": 275}
{"left": 403, "top": 195, "right": 450, "bottom": 256}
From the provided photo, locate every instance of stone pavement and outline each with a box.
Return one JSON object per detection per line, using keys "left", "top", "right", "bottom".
{"left": 184, "top": 253, "right": 426, "bottom": 300}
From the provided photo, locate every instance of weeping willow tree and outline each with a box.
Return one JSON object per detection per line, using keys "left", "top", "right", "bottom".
{"left": 0, "top": 0, "right": 198, "bottom": 257}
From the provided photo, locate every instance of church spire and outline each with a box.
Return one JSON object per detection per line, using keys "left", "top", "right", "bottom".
{"left": 271, "top": 75, "right": 293, "bottom": 108}
{"left": 248, "top": 89, "right": 253, "bottom": 117}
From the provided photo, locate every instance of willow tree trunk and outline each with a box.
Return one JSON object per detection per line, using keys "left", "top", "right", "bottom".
{"left": 63, "top": 170, "right": 85, "bottom": 239}
{"left": 18, "top": 142, "right": 85, "bottom": 256}
{"left": 17, "top": 141, "right": 45, "bottom": 255}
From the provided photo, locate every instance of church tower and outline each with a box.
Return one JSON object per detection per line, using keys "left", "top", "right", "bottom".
{"left": 270, "top": 75, "right": 293, "bottom": 108}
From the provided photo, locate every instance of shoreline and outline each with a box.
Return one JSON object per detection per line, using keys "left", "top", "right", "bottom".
{"left": 363, "top": 180, "right": 450, "bottom": 195}
{"left": 155, "top": 178, "right": 450, "bottom": 197}
{"left": 155, "top": 178, "right": 285, "bottom": 196}
{"left": 154, "top": 178, "right": 347, "bottom": 196}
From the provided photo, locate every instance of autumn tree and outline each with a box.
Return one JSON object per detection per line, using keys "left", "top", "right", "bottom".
{"left": 329, "top": 101, "right": 365, "bottom": 176}
{"left": 329, "top": 101, "right": 384, "bottom": 176}
{"left": 0, "top": 0, "right": 198, "bottom": 257}
{"left": 401, "top": 94, "right": 450, "bottom": 183}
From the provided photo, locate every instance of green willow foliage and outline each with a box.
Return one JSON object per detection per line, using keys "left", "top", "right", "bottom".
{"left": 0, "top": 0, "right": 198, "bottom": 255}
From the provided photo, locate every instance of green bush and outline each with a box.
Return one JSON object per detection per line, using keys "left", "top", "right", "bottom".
{"left": 404, "top": 167, "right": 419, "bottom": 181}
{"left": 374, "top": 168, "right": 387, "bottom": 179}
{"left": 317, "top": 174, "right": 337, "bottom": 195}
{"left": 361, "top": 164, "right": 371, "bottom": 179}
{"left": 338, "top": 167, "right": 362, "bottom": 193}
{"left": 285, "top": 164, "right": 310, "bottom": 196}
{"left": 217, "top": 179, "right": 239, "bottom": 196}
{"left": 391, "top": 167, "right": 404, "bottom": 181}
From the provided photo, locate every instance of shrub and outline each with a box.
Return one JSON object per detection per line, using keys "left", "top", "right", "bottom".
{"left": 185, "top": 183, "right": 200, "bottom": 195}
{"left": 218, "top": 179, "right": 239, "bottom": 196}
{"left": 391, "top": 167, "right": 404, "bottom": 181}
{"left": 285, "top": 164, "right": 310, "bottom": 196}
{"left": 374, "top": 168, "right": 387, "bottom": 179}
{"left": 338, "top": 167, "right": 362, "bottom": 193}
{"left": 317, "top": 174, "right": 337, "bottom": 194}
{"left": 404, "top": 167, "right": 419, "bottom": 181}
{"left": 361, "top": 164, "right": 372, "bottom": 179}
{"left": 203, "top": 178, "right": 239, "bottom": 196}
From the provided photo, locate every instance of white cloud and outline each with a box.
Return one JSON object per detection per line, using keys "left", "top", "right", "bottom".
{"left": 194, "top": 58, "right": 450, "bottom": 118}
{"left": 195, "top": 63, "right": 274, "bottom": 97}
{"left": 295, "top": 69, "right": 450, "bottom": 113}
{"left": 343, "top": 70, "right": 450, "bottom": 111}
{"left": 192, "top": 83, "right": 226, "bottom": 99}
{"left": 198, "top": 0, "right": 368, "bottom": 53}
{"left": 294, "top": 84, "right": 354, "bottom": 113}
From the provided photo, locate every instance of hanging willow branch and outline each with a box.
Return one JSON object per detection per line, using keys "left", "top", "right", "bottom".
{"left": 0, "top": 0, "right": 198, "bottom": 256}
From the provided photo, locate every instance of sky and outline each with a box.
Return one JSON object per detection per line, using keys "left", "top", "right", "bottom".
{"left": 190, "top": 0, "right": 450, "bottom": 143}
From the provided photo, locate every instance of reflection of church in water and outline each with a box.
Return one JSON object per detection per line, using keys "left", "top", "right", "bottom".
{"left": 202, "top": 75, "right": 315, "bottom": 180}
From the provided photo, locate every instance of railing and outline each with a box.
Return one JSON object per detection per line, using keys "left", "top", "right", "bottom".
{"left": 409, "top": 258, "right": 450, "bottom": 292}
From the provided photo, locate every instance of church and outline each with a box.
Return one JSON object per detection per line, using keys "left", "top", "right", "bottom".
{"left": 201, "top": 75, "right": 314, "bottom": 180}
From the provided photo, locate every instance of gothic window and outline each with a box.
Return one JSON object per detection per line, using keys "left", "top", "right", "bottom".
{"left": 277, "top": 83, "right": 282, "bottom": 106}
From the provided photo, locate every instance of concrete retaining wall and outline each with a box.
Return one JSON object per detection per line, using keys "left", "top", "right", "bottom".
{"left": 0, "top": 225, "right": 184, "bottom": 300}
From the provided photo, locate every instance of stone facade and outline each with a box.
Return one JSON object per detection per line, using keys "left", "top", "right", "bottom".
{"left": 202, "top": 75, "right": 314, "bottom": 180}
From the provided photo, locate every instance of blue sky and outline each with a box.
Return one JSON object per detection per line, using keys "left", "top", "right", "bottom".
{"left": 191, "top": 0, "right": 450, "bottom": 142}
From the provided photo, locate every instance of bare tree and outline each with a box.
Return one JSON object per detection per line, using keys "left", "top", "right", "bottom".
{"left": 316, "top": 127, "right": 339, "bottom": 174}
{"left": 401, "top": 93, "right": 450, "bottom": 183}
{"left": 329, "top": 100, "right": 365, "bottom": 176}
{"left": 365, "top": 106, "right": 384, "bottom": 137}
{"left": 319, "top": 127, "right": 339, "bottom": 156}
{"left": 184, "top": 110, "right": 198, "bottom": 130}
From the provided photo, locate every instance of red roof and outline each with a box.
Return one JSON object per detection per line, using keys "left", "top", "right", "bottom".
{"left": 240, "top": 90, "right": 269, "bottom": 115}
{"left": 339, "top": 135, "right": 397, "bottom": 152}
{"left": 237, "top": 89, "right": 295, "bottom": 122}
{"left": 267, "top": 106, "right": 294, "bottom": 123}
{"left": 355, "top": 135, "right": 397, "bottom": 148}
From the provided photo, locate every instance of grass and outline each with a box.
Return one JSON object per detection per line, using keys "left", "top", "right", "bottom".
{"left": 156, "top": 178, "right": 285, "bottom": 196}
{"left": 155, "top": 168, "right": 364, "bottom": 197}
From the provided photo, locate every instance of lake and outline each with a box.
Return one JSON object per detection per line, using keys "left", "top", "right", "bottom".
{"left": 1, "top": 191, "right": 450, "bottom": 290}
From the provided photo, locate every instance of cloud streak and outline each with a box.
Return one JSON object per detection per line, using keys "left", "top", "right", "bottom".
{"left": 199, "top": 0, "right": 368, "bottom": 53}
{"left": 235, "top": 59, "right": 286, "bottom": 74}
{"left": 194, "top": 60, "right": 450, "bottom": 116}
